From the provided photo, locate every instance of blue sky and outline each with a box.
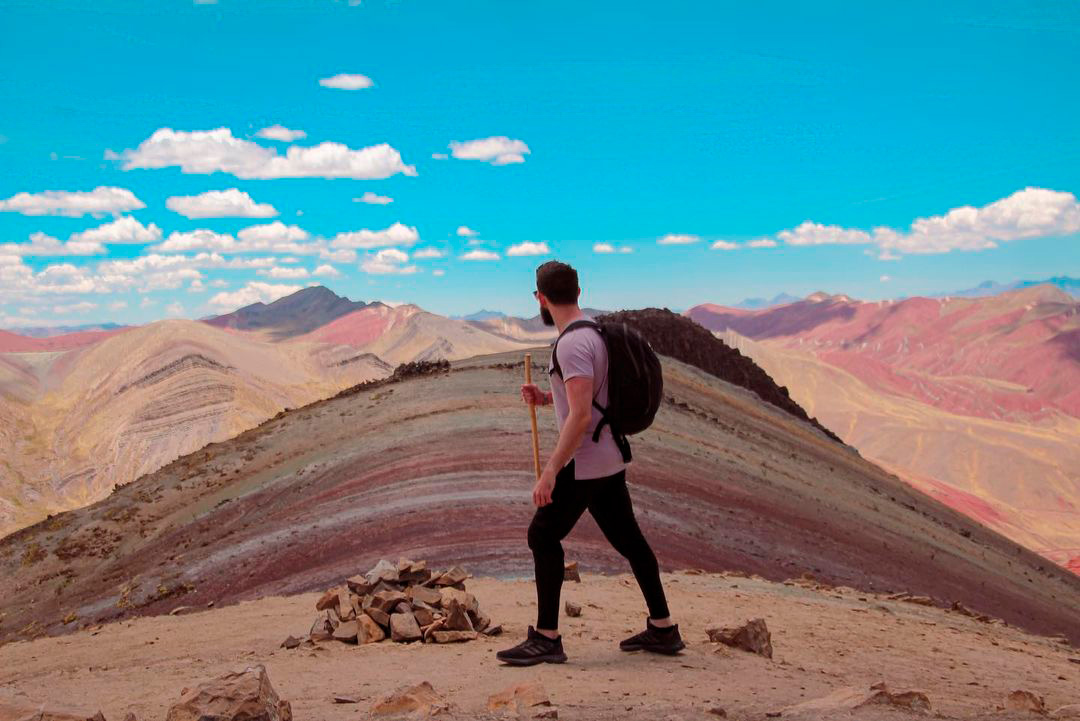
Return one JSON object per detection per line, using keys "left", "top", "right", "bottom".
{"left": 1, "top": 0, "right": 1079, "bottom": 325}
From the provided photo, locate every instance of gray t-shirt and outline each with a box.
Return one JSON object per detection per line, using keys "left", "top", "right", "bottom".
{"left": 548, "top": 321, "right": 628, "bottom": 480}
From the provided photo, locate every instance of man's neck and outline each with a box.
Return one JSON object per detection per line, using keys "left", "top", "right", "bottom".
{"left": 552, "top": 306, "right": 587, "bottom": 333}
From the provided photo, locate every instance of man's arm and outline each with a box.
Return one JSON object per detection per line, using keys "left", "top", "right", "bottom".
{"left": 533, "top": 375, "right": 592, "bottom": 506}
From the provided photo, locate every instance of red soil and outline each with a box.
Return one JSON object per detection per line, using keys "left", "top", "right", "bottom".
{"left": 0, "top": 327, "right": 129, "bottom": 353}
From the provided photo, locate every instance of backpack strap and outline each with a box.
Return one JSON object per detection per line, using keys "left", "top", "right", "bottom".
{"left": 551, "top": 319, "right": 632, "bottom": 464}
{"left": 550, "top": 319, "right": 600, "bottom": 379}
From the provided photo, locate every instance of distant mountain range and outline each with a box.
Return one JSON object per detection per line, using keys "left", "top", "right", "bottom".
{"left": 203, "top": 285, "right": 384, "bottom": 339}
{"left": 4, "top": 322, "right": 128, "bottom": 338}
{"left": 687, "top": 282, "right": 1080, "bottom": 574}
{"left": 936, "top": 275, "right": 1078, "bottom": 298}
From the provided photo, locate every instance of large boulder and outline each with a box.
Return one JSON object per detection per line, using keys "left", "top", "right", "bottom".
{"left": 165, "top": 664, "right": 292, "bottom": 721}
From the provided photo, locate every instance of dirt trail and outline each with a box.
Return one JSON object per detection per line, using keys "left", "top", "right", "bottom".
{"left": 1, "top": 571, "right": 1076, "bottom": 720}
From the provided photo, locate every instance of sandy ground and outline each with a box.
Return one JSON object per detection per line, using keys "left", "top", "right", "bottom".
{"left": 1, "top": 570, "right": 1077, "bottom": 721}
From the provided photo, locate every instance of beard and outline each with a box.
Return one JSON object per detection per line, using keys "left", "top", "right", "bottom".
{"left": 540, "top": 306, "right": 555, "bottom": 326}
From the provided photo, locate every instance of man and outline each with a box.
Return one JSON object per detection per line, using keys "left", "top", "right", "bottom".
{"left": 496, "top": 260, "right": 683, "bottom": 666}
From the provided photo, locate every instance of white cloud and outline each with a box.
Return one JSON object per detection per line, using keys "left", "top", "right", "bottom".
{"left": 256, "top": 125, "right": 307, "bottom": 142}
{"left": 593, "top": 242, "right": 615, "bottom": 253}
{"left": 710, "top": 240, "right": 737, "bottom": 250}
{"left": 461, "top": 249, "right": 499, "bottom": 261}
{"left": 432, "top": 269, "right": 445, "bottom": 277}
{"left": 361, "top": 248, "right": 418, "bottom": 275}
{"left": 319, "top": 248, "right": 357, "bottom": 263}
{"left": 747, "top": 238, "right": 778, "bottom": 248}
{"left": 140, "top": 297, "right": 156, "bottom": 308}
{"left": 116, "top": 128, "right": 415, "bottom": 180}
{"left": 209, "top": 279, "right": 228, "bottom": 288}
{"left": 412, "top": 247, "right": 444, "bottom": 259}
{"left": 456, "top": 226, "right": 478, "bottom": 237}
{"left": 0, "top": 232, "right": 105, "bottom": 257}
{"left": 775, "top": 188, "right": 1080, "bottom": 257}
{"left": 354, "top": 191, "right": 393, "bottom": 205}
{"left": 108, "top": 300, "right": 127, "bottom": 311}
{"left": 658, "top": 233, "right": 700, "bottom": 245}
{"left": 188, "top": 279, "right": 205, "bottom": 292}
{"left": 0, "top": 186, "right": 144, "bottom": 217}
{"left": 313, "top": 264, "right": 340, "bottom": 277}
{"left": 165, "top": 301, "right": 185, "bottom": 317}
{"left": 449, "top": 136, "right": 530, "bottom": 165}
{"left": 166, "top": 188, "right": 278, "bottom": 218}
{"left": 431, "top": 153, "right": 448, "bottom": 160}
{"left": 506, "top": 241, "right": 549, "bottom": 256}
{"left": 319, "top": 73, "right": 374, "bottom": 90}
{"left": 880, "top": 275, "right": 891, "bottom": 282}
{"left": 70, "top": 216, "right": 163, "bottom": 244}
{"left": 257, "top": 266, "right": 310, "bottom": 279}
{"left": 331, "top": 222, "right": 419, "bottom": 249}
{"left": 207, "top": 281, "right": 304, "bottom": 311}
{"left": 154, "top": 229, "right": 236, "bottom": 253}
{"left": 875, "top": 187, "right": 1080, "bottom": 254}
{"left": 778, "top": 221, "right": 872, "bottom": 246}
{"left": 237, "top": 221, "right": 310, "bottom": 246}
{"left": 619, "top": 246, "right": 634, "bottom": 254}
{"left": 52, "top": 301, "right": 97, "bottom": 315}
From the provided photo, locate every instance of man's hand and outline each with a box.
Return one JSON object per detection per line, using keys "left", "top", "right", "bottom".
{"left": 521, "top": 383, "right": 547, "bottom": 406}
{"left": 532, "top": 468, "right": 556, "bottom": 507}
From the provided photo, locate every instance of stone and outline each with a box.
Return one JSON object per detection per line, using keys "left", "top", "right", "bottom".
{"left": 1051, "top": 704, "right": 1080, "bottom": 718}
{"left": 705, "top": 618, "right": 773, "bottom": 658}
{"left": 488, "top": 681, "right": 553, "bottom": 716}
{"left": 336, "top": 591, "right": 356, "bottom": 621}
{"left": 438, "top": 587, "right": 478, "bottom": 614}
{"left": 333, "top": 696, "right": 360, "bottom": 704}
{"left": 432, "top": 630, "right": 478, "bottom": 643}
{"left": 357, "top": 614, "right": 386, "bottom": 644}
{"left": 434, "top": 565, "right": 469, "bottom": 586}
{"left": 370, "top": 681, "right": 449, "bottom": 717}
{"left": 443, "top": 599, "right": 474, "bottom": 632}
{"left": 413, "top": 606, "right": 436, "bottom": 627}
{"left": 483, "top": 624, "right": 503, "bottom": 636}
{"left": 563, "top": 561, "right": 581, "bottom": 582}
{"left": 903, "top": 595, "right": 934, "bottom": 606}
{"left": 707, "top": 708, "right": 727, "bottom": 717}
{"left": 399, "top": 559, "right": 432, "bottom": 584}
{"left": 406, "top": 585, "right": 443, "bottom": 607}
{"left": 333, "top": 620, "right": 359, "bottom": 643}
{"left": 564, "top": 601, "right": 582, "bottom": 618}
{"left": 422, "top": 618, "right": 447, "bottom": 642}
{"left": 280, "top": 635, "right": 301, "bottom": 649}
{"left": 315, "top": 588, "right": 340, "bottom": 611}
{"left": 1006, "top": 690, "right": 1046, "bottom": 714}
{"left": 390, "top": 612, "right": 423, "bottom": 642}
{"left": 469, "top": 610, "right": 491, "bottom": 632}
{"left": 782, "top": 684, "right": 930, "bottom": 715}
{"left": 0, "top": 690, "right": 106, "bottom": 721}
{"left": 346, "top": 575, "right": 374, "bottom": 596}
{"left": 371, "top": 590, "right": 408, "bottom": 613}
{"left": 950, "top": 600, "right": 977, "bottom": 617}
{"left": 366, "top": 559, "right": 400, "bottom": 585}
{"left": 309, "top": 616, "right": 333, "bottom": 642}
{"left": 165, "top": 664, "right": 292, "bottom": 721}
{"left": 365, "top": 607, "right": 390, "bottom": 628}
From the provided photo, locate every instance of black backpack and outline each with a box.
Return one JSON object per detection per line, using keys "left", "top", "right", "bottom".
{"left": 550, "top": 318, "right": 663, "bottom": 463}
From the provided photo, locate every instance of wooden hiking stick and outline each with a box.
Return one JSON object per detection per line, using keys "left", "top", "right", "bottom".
{"left": 525, "top": 353, "right": 541, "bottom": 480}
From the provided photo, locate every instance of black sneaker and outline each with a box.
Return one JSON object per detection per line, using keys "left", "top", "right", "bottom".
{"left": 495, "top": 625, "right": 568, "bottom": 666}
{"left": 619, "top": 618, "right": 686, "bottom": 654}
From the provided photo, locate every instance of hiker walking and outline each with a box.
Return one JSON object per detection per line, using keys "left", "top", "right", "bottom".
{"left": 496, "top": 260, "right": 684, "bottom": 666}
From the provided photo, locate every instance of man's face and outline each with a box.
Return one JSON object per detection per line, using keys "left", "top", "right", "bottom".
{"left": 535, "top": 290, "right": 555, "bottom": 326}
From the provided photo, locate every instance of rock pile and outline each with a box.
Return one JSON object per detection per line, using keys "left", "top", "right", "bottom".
{"left": 307, "top": 558, "right": 500, "bottom": 646}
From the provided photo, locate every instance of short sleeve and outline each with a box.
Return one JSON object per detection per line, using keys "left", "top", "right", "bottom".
{"left": 555, "top": 331, "right": 595, "bottom": 382}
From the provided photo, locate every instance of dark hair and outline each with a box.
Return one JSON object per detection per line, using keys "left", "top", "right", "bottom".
{"left": 536, "top": 260, "right": 579, "bottom": 305}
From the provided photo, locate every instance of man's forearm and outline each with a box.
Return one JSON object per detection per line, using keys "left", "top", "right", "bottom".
{"left": 543, "top": 412, "right": 589, "bottom": 476}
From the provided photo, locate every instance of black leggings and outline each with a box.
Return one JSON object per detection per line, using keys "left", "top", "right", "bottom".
{"left": 527, "top": 459, "right": 671, "bottom": 630}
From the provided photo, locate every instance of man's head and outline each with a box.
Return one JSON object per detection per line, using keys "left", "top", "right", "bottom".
{"left": 535, "top": 260, "right": 580, "bottom": 326}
